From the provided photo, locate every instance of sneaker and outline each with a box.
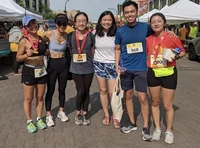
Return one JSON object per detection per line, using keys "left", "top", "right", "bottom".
{"left": 57, "top": 111, "right": 69, "bottom": 122}
{"left": 142, "top": 127, "right": 153, "bottom": 141}
{"left": 27, "top": 121, "right": 37, "bottom": 133}
{"left": 165, "top": 131, "right": 174, "bottom": 144}
{"left": 75, "top": 114, "right": 82, "bottom": 125}
{"left": 82, "top": 115, "right": 91, "bottom": 125}
{"left": 46, "top": 115, "right": 55, "bottom": 127}
{"left": 152, "top": 128, "right": 162, "bottom": 141}
{"left": 36, "top": 118, "right": 46, "bottom": 130}
{"left": 121, "top": 123, "right": 137, "bottom": 134}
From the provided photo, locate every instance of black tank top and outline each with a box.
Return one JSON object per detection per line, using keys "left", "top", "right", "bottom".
{"left": 25, "top": 36, "right": 47, "bottom": 56}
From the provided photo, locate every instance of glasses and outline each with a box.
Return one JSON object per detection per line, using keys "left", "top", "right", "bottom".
{"left": 76, "top": 20, "right": 87, "bottom": 24}
{"left": 57, "top": 22, "right": 67, "bottom": 27}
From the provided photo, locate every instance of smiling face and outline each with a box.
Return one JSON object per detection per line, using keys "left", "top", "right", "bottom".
{"left": 150, "top": 15, "right": 166, "bottom": 34}
{"left": 75, "top": 14, "right": 88, "bottom": 31}
{"left": 26, "top": 20, "right": 38, "bottom": 34}
{"left": 123, "top": 5, "right": 138, "bottom": 24}
{"left": 100, "top": 14, "right": 113, "bottom": 32}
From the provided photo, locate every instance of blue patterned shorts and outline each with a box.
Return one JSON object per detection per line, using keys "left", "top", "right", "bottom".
{"left": 93, "top": 61, "right": 117, "bottom": 79}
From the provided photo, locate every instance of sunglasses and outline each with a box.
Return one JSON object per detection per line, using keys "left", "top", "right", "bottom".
{"left": 57, "top": 22, "right": 67, "bottom": 27}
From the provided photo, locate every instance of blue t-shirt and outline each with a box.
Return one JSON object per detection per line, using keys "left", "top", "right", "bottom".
{"left": 115, "top": 22, "right": 152, "bottom": 71}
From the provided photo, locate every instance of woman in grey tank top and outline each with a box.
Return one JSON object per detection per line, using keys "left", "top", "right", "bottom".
{"left": 68, "top": 12, "right": 95, "bottom": 126}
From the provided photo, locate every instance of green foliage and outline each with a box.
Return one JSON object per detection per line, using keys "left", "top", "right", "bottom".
{"left": 16, "top": 0, "right": 25, "bottom": 8}
{"left": 43, "top": 6, "right": 56, "bottom": 20}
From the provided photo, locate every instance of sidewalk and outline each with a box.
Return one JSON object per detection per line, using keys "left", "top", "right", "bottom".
{"left": 0, "top": 57, "right": 199, "bottom": 148}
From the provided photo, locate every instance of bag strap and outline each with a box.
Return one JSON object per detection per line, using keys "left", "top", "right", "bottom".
{"left": 114, "top": 73, "right": 121, "bottom": 92}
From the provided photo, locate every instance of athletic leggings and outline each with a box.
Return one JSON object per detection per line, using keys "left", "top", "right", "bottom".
{"left": 72, "top": 73, "right": 94, "bottom": 112}
{"left": 45, "top": 58, "right": 69, "bottom": 111}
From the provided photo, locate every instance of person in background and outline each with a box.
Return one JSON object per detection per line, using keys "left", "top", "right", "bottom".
{"left": 9, "top": 21, "right": 23, "bottom": 75}
{"left": 68, "top": 12, "right": 95, "bottom": 126}
{"left": 16, "top": 16, "right": 48, "bottom": 133}
{"left": 178, "top": 24, "right": 187, "bottom": 45}
{"left": 44, "top": 14, "right": 70, "bottom": 127}
{"left": 93, "top": 11, "right": 119, "bottom": 128}
{"left": 188, "top": 22, "right": 198, "bottom": 39}
{"left": 146, "top": 12, "right": 186, "bottom": 144}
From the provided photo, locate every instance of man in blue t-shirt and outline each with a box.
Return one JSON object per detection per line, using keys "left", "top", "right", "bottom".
{"left": 115, "top": 1, "right": 152, "bottom": 141}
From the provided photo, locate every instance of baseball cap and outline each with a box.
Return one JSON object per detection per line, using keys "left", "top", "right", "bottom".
{"left": 22, "top": 16, "right": 36, "bottom": 26}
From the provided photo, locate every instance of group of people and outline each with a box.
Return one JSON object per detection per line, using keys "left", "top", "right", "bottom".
{"left": 15, "top": 0, "right": 186, "bottom": 145}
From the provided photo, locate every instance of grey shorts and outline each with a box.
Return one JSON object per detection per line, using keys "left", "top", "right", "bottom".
{"left": 120, "top": 70, "right": 147, "bottom": 92}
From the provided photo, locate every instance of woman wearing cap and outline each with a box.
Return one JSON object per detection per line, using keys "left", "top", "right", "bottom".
{"left": 17, "top": 16, "right": 48, "bottom": 133}
{"left": 68, "top": 12, "right": 95, "bottom": 125}
{"left": 44, "top": 14, "right": 69, "bottom": 127}
{"left": 146, "top": 13, "right": 185, "bottom": 144}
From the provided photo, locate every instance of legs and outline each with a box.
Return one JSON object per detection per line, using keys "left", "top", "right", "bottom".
{"left": 23, "top": 84, "right": 34, "bottom": 120}
{"left": 35, "top": 84, "right": 46, "bottom": 118}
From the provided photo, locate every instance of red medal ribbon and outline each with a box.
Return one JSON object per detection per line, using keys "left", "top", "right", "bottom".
{"left": 75, "top": 31, "right": 88, "bottom": 54}
{"left": 27, "top": 34, "right": 39, "bottom": 51}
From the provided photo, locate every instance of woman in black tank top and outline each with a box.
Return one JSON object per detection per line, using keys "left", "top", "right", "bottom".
{"left": 16, "top": 16, "right": 48, "bottom": 133}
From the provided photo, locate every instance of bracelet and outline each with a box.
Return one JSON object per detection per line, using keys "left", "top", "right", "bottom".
{"left": 176, "top": 54, "right": 180, "bottom": 60}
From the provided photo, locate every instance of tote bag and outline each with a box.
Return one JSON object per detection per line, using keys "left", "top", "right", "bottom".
{"left": 111, "top": 73, "right": 124, "bottom": 122}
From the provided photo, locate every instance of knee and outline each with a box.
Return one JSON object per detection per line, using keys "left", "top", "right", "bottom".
{"left": 138, "top": 95, "right": 148, "bottom": 104}
{"left": 37, "top": 95, "right": 44, "bottom": 102}
{"left": 151, "top": 99, "right": 160, "bottom": 107}
{"left": 24, "top": 97, "right": 33, "bottom": 103}
{"left": 163, "top": 103, "right": 173, "bottom": 111}
{"left": 125, "top": 92, "right": 133, "bottom": 100}
{"left": 100, "top": 89, "right": 108, "bottom": 96}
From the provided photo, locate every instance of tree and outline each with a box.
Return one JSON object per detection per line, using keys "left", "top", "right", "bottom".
{"left": 16, "top": 0, "right": 25, "bottom": 8}
{"left": 43, "top": 6, "right": 56, "bottom": 20}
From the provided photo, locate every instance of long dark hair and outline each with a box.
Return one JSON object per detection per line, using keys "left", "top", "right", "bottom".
{"left": 95, "top": 11, "right": 117, "bottom": 37}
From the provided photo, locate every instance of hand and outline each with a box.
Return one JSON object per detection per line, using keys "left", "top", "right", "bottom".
{"left": 26, "top": 49, "right": 34, "bottom": 57}
{"left": 115, "top": 65, "right": 121, "bottom": 74}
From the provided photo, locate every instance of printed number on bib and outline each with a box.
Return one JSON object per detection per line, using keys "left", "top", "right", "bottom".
{"left": 34, "top": 66, "right": 47, "bottom": 78}
{"left": 150, "top": 55, "right": 167, "bottom": 68}
{"left": 73, "top": 54, "right": 87, "bottom": 63}
{"left": 126, "top": 42, "right": 143, "bottom": 54}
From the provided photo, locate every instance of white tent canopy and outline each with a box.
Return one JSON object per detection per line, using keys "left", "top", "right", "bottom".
{"left": 163, "top": 0, "right": 200, "bottom": 24}
{"left": 0, "top": 0, "right": 43, "bottom": 21}
{"left": 138, "top": 9, "right": 160, "bottom": 22}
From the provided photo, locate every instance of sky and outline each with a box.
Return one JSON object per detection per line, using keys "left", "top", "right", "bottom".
{"left": 50, "top": 0, "right": 125, "bottom": 21}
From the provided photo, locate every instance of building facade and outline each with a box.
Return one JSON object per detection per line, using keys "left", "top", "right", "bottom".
{"left": 149, "top": 0, "right": 200, "bottom": 10}
{"left": 14, "top": 0, "right": 50, "bottom": 13}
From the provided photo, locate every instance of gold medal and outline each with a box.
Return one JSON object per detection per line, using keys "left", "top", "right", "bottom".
{"left": 33, "top": 48, "right": 38, "bottom": 54}
{"left": 78, "top": 54, "right": 82, "bottom": 60}
{"left": 153, "top": 61, "right": 157, "bottom": 65}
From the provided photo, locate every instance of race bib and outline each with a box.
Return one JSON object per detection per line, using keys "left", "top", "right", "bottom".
{"left": 34, "top": 66, "right": 47, "bottom": 78}
{"left": 126, "top": 42, "right": 143, "bottom": 54}
{"left": 73, "top": 54, "right": 87, "bottom": 63}
{"left": 150, "top": 55, "right": 167, "bottom": 68}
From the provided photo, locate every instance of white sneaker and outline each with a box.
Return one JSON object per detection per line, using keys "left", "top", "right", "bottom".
{"left": 46, "top": 115, "right": 55, "bottom": 127}
{"left": 57, "top": 111, "right": 69, "bottom": 122}
{"left": 152, "top": 128, "right": 161, "bottom": 141}
{"left": 165, "top": 131, "right": 174, "bottom": 144}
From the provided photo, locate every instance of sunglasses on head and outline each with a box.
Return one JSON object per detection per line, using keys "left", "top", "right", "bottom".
{"left": 57, "top": 21, "right": 67, "bottom": 27}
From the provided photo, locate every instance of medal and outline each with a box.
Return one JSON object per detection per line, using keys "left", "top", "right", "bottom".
{"left": 153, "top": 61, "right": 157, "bottom": 65}
{"left": 33, "top": 48, "right": 38, "bottom": 54}
{"left": 78, "top": 54, "right": 82, "bottom": 60}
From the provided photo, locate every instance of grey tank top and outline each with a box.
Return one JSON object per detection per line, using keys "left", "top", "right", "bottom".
{"left": 49, "top": 31, "right": 67, "bottom": 53}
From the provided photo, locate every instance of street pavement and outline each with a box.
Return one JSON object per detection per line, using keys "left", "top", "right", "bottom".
{"left": 0, "top": 55, "right": 200, "bottom": 148}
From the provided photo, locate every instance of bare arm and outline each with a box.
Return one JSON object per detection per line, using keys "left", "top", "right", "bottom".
{"left": 16, "top": 38, "right": 33, "bottom": 62}
{"left": 115, "top": 44, "right": 121, "bottom": 73}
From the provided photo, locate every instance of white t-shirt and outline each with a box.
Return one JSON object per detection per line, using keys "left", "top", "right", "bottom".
{"left": 94, "top": 33, "right": 115, "bottom": 63}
